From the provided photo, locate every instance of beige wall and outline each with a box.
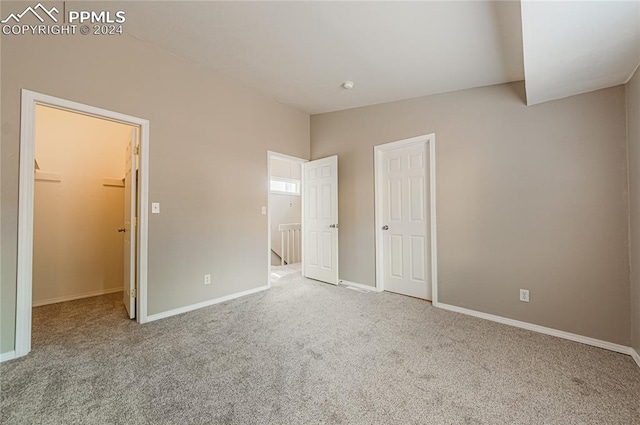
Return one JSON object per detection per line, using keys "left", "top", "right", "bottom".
{"left": 33, "top": 106, "right": 131, "bottom": 305}
{"left": 1, "top": 6, "right": 309, "bottom": 353}
{"left": 311, "top": 82, "right": 630, "bottom": 345}
{"left": 627, "top": 66, "right": 640, "bottom": 355}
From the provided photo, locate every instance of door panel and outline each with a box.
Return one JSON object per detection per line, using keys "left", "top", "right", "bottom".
{"left": 322, "top": 231, "right": 332, "bottom": 269}
{"left": 409, "top": 176, "right": 425, "bottom": 221}
{"left": 308, "top": 232, "right": 318, "bottom": 266}
{"left": 380, "top": 143, "right": 431, "bottom": 299}
{"left": 390, "top": 235, "right": 404, "bottom": 278}
{"left": 410, "top": 235, "right": 426, "bottom": 281}
{"left": 123, "top": 128, "right": 137, "bottom": 319}
{"left": 389, "top": 179, "right": 402, "bottom": 220}
{"left": 303, "top": 156, "right": 338, "bottom": 285}
{"left": 321, "top": 184, "right": 332, "bottom": 218}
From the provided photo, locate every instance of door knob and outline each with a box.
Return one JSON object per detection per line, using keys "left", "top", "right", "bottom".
{"left": 382, "top": 225, "right": 389, "bottom": 230}
{"left": 329, "top": 224, "right": 339, "bottom": 229}
{"left": 118, "top": 228, "right": 126, "bottom": 233}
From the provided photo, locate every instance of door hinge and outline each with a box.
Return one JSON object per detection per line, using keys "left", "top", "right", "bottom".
{"left": 131, "top": 288, "right": 137, "bottom": 298}
{"left": 134, "top": 145, "right": 140, "bottom": 155}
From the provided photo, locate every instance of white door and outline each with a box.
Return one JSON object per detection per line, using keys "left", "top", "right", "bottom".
{"left": 379, "top": 142, "right": 431, "bottom": 299}
{"left": 123, "top": 128, "right": 137, "bottom": 319}
{"left": 303, "top": 156, "right": 339, "bottom": 285}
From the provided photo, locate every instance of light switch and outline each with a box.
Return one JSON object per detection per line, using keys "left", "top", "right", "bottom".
{"left": 261, "top": 206, "right": 267, "bottom": 215}
{"left": 152, "top": 202, "right": 160, "bottom": 214}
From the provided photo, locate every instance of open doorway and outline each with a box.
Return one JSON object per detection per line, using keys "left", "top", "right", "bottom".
{"left": 267, "top": 152, "right": 306, "bottom": 285}
{"left": 267, "top": 151, "right": 341, "bottom": 288}
{"left": 14, "top": 90, "right": 150, "bottom": 360}
{"left": 31, "top": 105, "right": 138, "bottom": 346}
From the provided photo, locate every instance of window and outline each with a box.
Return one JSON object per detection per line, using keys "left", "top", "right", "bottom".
{"left": 270, "top": 177, "right": 300, "bottom": 195}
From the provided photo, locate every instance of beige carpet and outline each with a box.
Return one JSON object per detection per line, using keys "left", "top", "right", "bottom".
{"left": 1, "top": 266, "right": 639, "bottom": 424}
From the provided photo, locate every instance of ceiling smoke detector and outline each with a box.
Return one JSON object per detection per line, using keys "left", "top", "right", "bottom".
{"left": 342, "top": 81, "right": 355, "bottom": 90}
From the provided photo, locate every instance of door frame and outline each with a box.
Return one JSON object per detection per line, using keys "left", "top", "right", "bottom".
{"left": 266, "top": 151, "right": 307, "bottom": 287}
{"left": 15, "top": 89, "right": 151, "bottom": 358}
{"left": 374, "top": 134, "right": 438, "bottom": 302}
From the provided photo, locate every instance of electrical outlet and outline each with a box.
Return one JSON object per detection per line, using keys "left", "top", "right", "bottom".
{"left": 519, "top": 289, "right": 530, "bottom": 303}
{"left": 204, "top": 274, "right": 211, "bottom": 285}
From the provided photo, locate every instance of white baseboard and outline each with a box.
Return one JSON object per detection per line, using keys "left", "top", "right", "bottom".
{"left": 631, "top": 348, "right": 640, "bottom": 368}
{"left": 339, "top": 280, "right": 380, "bottom": 292}
{"left": 433, "top": 301, "right": 635, "bottom": 358}
{"left": 32, "top": 287, "right": 122, "bottom": 307}
{"left": 146, "top": 285, "right": 270, "bottom": 322}
{"left": 0, "top": 351, "right": 16, "bottom": 363}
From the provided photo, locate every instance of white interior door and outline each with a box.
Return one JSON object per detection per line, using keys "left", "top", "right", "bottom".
{"left": 123, "top": 128, "right": 137, "bottom": 319}
{"left": 380, "top": 142, "right": 431, "bottom": 299}
{"left": 303, "top": 156, "right": 339, "bottom": 285}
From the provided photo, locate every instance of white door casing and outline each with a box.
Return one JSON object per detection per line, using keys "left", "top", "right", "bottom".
{"left": 375, "top": 135, "right": 436, "bottom": 300}
{"left": 123, "top": 128, "right": 137, "bottom": 319}
{"left": 303, "top": 156, "right": 339, "bottom": 285}
{"left": 14, "top": 89, "right": 150, "bottom": 360}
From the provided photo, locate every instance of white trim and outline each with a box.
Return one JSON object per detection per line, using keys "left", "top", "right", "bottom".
{"left": 16, "top": 90, "right": 36, "bottom": 358}
{"left": 268, "top": 151, "right": 308, "bottom": 164}
{"left": 34, "top": 171, "right": 62, "bottom": 182}
{"left": 339, "top": 279, "right": 381, "bottom": 292}
{"left": 16, "top": 89, "right": 150, "bottom": 359}
{"left": 374, "top": 134, "right": 438, "bottom": 302}
{"left": 300, "top": 160, "right": 306, "bottom": 278}
{"left": 0, "top": 351, "right": 16, "bottom": 363}
{"left": 266, "top": 151, "right": 308, "bottom": 288}
{"left": 102, "top": 178, "right": 124, "bottom": 187}
{"left": 429, "top": 137, "right": 438, "bottom": 304}
{"left": 146, "top": 285, "right": 269, "bottom": 322}
{"left": 434, "top": 301, "right": 635, "bottom": 356}
{"left": 631, "top": 348, "right": 640, "bottom": 368}
{"left": 32, "top": 287, "right": 122, "bottom": 307}
{"left": 137, "top": 117, "right": 150, "bottom": 325}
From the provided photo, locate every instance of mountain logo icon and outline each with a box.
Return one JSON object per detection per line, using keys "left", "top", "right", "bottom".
{"left": 1, "top": 3, "right": 59, "bottom": 24}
